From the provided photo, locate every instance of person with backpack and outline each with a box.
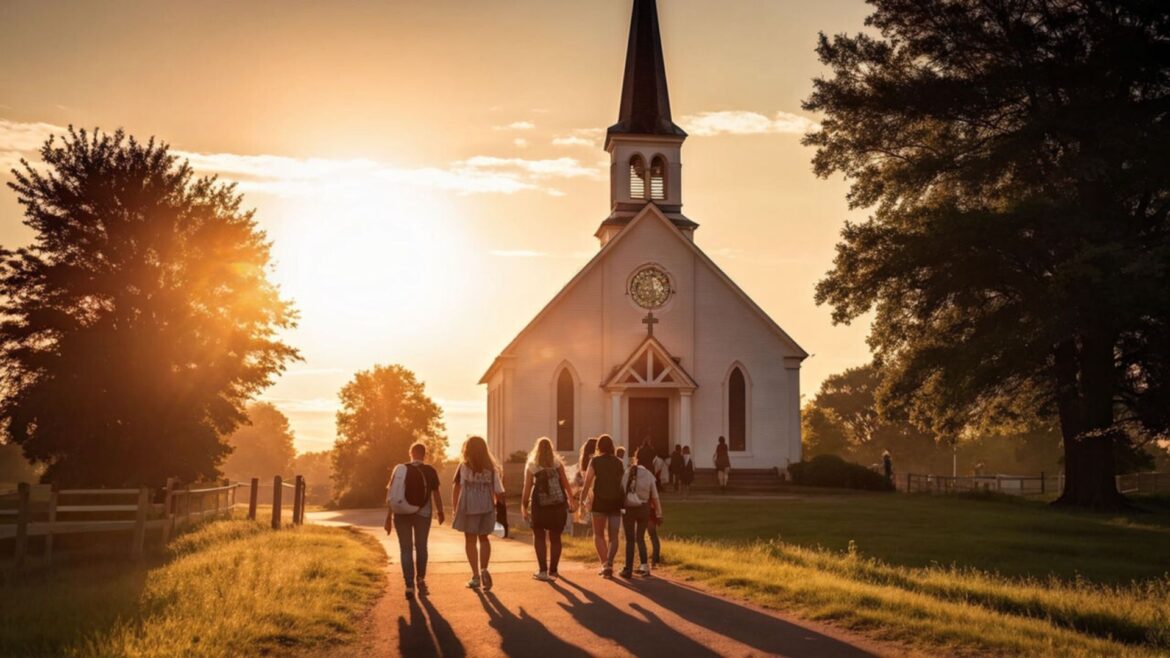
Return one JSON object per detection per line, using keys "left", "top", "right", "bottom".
{"left": 714, "top": 436, "right": 732, "bottom": 493}
{"left": 636, "top": 445, "right": 664, "bottom": 567}
{"left": 680, "top": 446, "right": 695, "bottom": 497}
{"left": 620, "top": 447, "right": 663, "bottom": 579}
{"left": 669, "top": 445, "right": 684, "bottom": 492}
{"left": 520, "top": 437, "right": 576, "bottom": 581}
{"left": 452, "top": 435, "right": 505, "bottom": 590}
{"left": 579, "top": 434, "right": 623, "bottom": 578}
{"left": 384, "top": 442, "right": 443, "bottom": 600}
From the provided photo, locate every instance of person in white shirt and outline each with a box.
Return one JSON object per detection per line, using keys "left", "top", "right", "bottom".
{"left": 619, "top": 448, "right": 664, "bottom": 579}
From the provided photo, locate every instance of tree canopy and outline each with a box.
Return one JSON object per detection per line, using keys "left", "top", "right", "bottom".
{"left": 221, "top": 402, "right": 297, "bottom": 482}
{"left": 805, "top": 0, "right": 1170, "bottom": 507}
{"left": 1, "top": 128, "right": 299, "bottom": 487}
{"left": 332, "top": 364, "right": 446, "bottom": 507}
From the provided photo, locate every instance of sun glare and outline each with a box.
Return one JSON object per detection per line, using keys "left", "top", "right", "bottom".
{"left": 266, "top": 182, "right": 471, "bottom": 351}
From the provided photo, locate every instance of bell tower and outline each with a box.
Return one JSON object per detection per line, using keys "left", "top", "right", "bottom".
{"left": 597, "top": 0, "right": 698, "bottom": 246}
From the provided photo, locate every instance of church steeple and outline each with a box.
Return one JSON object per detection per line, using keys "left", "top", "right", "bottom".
{"left": 597, "top": 0, "right": 697, "bottom": 246}
{"left": 607, "top": 0, "right": 687, "bottom": 144}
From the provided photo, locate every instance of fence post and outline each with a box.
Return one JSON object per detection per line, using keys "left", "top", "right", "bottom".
{"left": 131, "top": 487, "right": 149, "bottom": 560}
{"left": 13, "top": 482, "right": 30, "bottom": 570}
{"left": 161, "top": 478, "right": 176, "bottom": 545}
{"left": 292, "top": 475, "right": 304, "bottom": 525}
{"left": 1040, "top": 472, "right": 1045, "bottom": 495}
{"left": 272, "top": 476, "right": 283, "bottom": 530}
{"left": 905, "top": 473, "right": 911, "bottom": 492}
{"left": 248, "top": 478, "right": 259, "bottom": 520}
{"left": 300, "top": 479, "right": 308, "bottom": 524}
{"left": 45, "top": 489, "right": 58, "bottom": 567}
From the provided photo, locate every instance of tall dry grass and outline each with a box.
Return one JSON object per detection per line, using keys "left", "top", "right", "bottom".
{"left": 1, "top": 520, "right": 385, "bottom": 658}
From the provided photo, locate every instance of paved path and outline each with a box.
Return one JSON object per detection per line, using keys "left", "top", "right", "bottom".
{"left": 309, "top": 509, "right": 891, "bottom": 658}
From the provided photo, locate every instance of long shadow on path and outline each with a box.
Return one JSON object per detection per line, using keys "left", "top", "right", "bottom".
{"left": 477, "top": 591, "right": 593, "bottom": 658}
{"left": 396, "top": 595, "right": 467, "bottom": 658}
{"left": 561, "top": 575, "right": 876, "bottom": 658}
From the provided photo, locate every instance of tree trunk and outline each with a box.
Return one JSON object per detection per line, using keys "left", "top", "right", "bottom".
{"left": 1052, "top": 333, "right": 1127, "bottom": 510}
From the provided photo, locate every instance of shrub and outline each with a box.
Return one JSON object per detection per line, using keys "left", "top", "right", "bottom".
{"left": 506, "top": 450, "right": 528, "bottom": 464}
{"left": 788, "top": 454, "right": 894, "bottom": 491}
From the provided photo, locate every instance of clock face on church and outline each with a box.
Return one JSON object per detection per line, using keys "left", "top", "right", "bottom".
{"left": 629, "top": 267, "right": 673, "bottom": 309}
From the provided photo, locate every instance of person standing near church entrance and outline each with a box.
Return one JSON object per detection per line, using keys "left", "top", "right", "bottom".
{"left": 580, "top": 434, "right": 624, "bottom": 578}
{"left": 669, "top": 445, "right": 684, "bottom": 492}
{"left": 521, "top": 437, "right": 576, "bottom": 581}
{"left": 384, "top": 442, "right": 443, "bottom": 600}
{"left": 714, "top": 436, "right": 732, "bottom": 493}
{"left": 680, "top": 446, "right": 695, "bottom": 496}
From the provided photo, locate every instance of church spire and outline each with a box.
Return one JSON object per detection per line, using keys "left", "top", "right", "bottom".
{"left": 607, "top": 0, "right": 687, "bottom": 144}
{"left": 596, "top": 0, "right": 697, "bottom": 246}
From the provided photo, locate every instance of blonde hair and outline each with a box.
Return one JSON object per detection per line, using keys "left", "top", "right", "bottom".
{"left": 528, "top": 437, "right": 563, "bottom": 469}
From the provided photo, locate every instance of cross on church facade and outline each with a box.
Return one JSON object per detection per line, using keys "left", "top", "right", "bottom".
{"left": 642, "top": 312, "right": 659, "bottom": 336}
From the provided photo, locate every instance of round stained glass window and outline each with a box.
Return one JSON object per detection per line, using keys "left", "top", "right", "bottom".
{"left": 629, "top": 267, "right": 672, "bottom": 309}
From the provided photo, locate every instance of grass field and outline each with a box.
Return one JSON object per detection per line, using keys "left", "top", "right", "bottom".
{"left": 555, "top": 492, "right": 1170, "bottom": 657}
{"left": 0, "top": 519, "right": 384, "bottom": 658}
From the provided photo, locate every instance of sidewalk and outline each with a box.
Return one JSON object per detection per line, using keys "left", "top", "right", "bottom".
{"left": 310, "top": 509, "right": 891, "bottom": 658}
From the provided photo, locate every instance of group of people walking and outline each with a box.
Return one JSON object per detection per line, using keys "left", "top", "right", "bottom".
{"left": 386, "top": 432, "right": 709, "bottom": 599}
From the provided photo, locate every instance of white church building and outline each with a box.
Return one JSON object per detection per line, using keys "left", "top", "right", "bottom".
{"left": 480, "top": 0, "right": 807, "bottom": 470}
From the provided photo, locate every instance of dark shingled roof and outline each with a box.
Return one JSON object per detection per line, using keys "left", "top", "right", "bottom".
{"left": 607, "top": 0, "right": 687, "bottom": 140}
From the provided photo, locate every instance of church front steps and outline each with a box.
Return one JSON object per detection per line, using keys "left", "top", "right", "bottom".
{"left": 685, "top": 467, "right": 789, "bottom": 494}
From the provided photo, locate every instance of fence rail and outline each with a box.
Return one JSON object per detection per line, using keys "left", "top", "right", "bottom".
{"left": 905, "top": 471, "right": 1169, "bottom": 497}
{"left": 904, "top": 473, "right": 1060, "bottom": 496}
{"left": 1, "top": 474, "right": 307, "bottom": 572}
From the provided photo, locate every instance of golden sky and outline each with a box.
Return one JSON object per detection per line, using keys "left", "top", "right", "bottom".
{"left": 0, "top": 0, "right": 875, "bottom": 455}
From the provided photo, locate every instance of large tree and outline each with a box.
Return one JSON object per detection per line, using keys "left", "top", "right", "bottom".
{"left": 1, "top": 128, "right": 299, "bottom": 487}
{"left": 805, "top": 0, "right": 1170, "bottom": 508}
{"left": 332, "top": 364, "right": 446, "bottom": 507}
{"left": 221, "top": 402, "right": 296, "bottom": 481}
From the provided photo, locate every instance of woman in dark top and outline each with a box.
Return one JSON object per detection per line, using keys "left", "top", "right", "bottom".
{"left": 579, "top": 434, "right": 623, "bottom": 578}
{"left": 714, "top": 436, "right": 732, "bottom": 493}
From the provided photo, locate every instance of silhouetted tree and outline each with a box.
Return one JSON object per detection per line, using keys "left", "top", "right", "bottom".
{"left": 1, "top": 128, "right": 299, "bottom": 487}
{"left": 805, "top": 0, "right": 1170, "bottom": 508}
{"left": 221, "top": 402, "right": 296, "bottom": 481}
{"left": 332, "top": 364, "right": 446, "bottom": 507}
{"left": 0, "top": 441, "right": 39, "bottom": 483}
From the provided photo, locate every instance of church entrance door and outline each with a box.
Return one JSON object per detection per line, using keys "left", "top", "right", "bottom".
{"left": 628, "top": 397, "right": 670, "bottom": 457}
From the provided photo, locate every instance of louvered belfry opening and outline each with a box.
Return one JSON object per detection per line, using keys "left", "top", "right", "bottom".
{"left": 650, "top": 156, "right": 666, "bottom": 200}
{"left": 630, "top": 154, "right": 648, "bottom": 199}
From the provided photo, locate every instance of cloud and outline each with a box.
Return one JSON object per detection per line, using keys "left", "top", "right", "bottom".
{"left": 0, "top": 118, "right": 598, "bottom": 197}
{"left": 494, "top": 120, "right": 535, "bottom": 131}
{"left": 678, "top": 110, "right": 819, "bottom": 137}
{"left": 513, "top": 137, "right": 529, "bottom": 148}
{"left": 552, "top": 128, "right": 605, "bottom": 148}
{"left": 459, "top": 156, "right": 601, "bottom": 180}
{"left": 490, "top": 249, "right": 593, "bottom": 259}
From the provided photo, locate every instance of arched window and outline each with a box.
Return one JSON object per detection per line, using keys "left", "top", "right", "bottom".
{"left": 728, "top": 367, "right": 747, "bottom": 451}
{"left": 556, "top": 368, "right": 575, "bottom": 452}
{"left": 629, "top": 155, "right": 647, "bottom": 200}
{"left": 650, "top": 156, "right": 666, "bottom": 200}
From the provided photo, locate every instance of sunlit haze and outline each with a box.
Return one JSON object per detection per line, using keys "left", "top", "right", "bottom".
{"left": 0, "top": 0, "right": 874, "bottom": 455}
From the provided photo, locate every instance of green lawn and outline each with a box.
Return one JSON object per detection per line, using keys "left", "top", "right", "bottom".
{"left": 555, "top": 492, "right": 1170, "bottom": 657}
{"left": 659, "top": 492, "right": 1170, "bottom": 583}
{"left": 0, "top": 519, "right": 385, "bottom": 658}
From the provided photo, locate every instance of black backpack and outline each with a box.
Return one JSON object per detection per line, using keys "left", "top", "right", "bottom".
{"left": 403, "top": 464, "right": 428, "bottom": 507}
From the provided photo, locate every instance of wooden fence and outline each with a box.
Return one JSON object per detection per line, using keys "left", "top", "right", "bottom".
{"left": 905, "top": 471, "right": 1168, "bottom": 497}
{"left": 904, "top": 472, "right": 1059, "bottom": 496}
{"left": 1, "top": 474, "right": 307, "bottom": 571}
